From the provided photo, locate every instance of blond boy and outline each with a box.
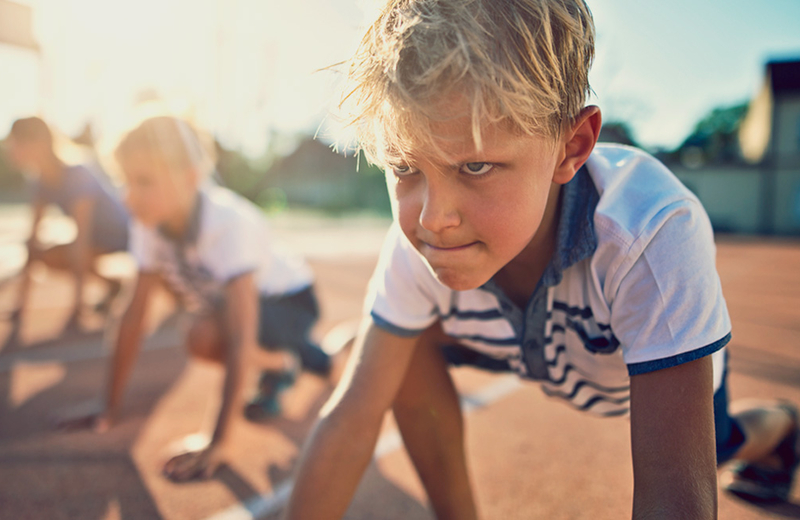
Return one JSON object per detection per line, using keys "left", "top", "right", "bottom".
{"left": 284, "top": 0, "right": 799, "bottom": 518}
{"left": 59, "top": 117, "right": 331, "bottom": 481}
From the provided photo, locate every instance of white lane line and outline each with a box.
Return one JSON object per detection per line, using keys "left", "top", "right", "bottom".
{"left": 204, "top": 374, "right": 522, "bottom": 520}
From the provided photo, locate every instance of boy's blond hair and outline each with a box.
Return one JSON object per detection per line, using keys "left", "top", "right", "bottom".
{"left": 115, "top": 116, "right": 216, "bottom": 178}
{"left": 343, "top": 0, "right": 594, "bottom": 164}
{"left": 9, "top": 117, "right": 54, "bottom": 147}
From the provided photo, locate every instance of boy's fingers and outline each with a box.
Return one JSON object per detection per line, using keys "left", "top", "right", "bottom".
{"left": 164, "top": 451, "right": 209, "bottom": 482}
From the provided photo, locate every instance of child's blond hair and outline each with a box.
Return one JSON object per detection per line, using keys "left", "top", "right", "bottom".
{"left": 9, "top": 117, "right": 54, "bottom": 147}
{"left": 343, "top": 0, "right": 595, "bottom": 164}
{"left": 115, "top": 116, "right": 216, "bottom": 178}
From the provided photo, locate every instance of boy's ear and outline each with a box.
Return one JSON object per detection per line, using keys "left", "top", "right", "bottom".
{"left": 552, "top": 106, "right": 602, "bottom": 185}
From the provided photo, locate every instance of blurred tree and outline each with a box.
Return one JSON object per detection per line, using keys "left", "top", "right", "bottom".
{"left": 214, "top": 140, "right": 269, "bottom": 202}
{"left": 676, "top": 101, "right": 749, "bottom": 167}
{"left": 0, "top": 140, "right": 26, "bottom": 195}
{"left": 598, "top": 121, "right": 639, "bottom": 148}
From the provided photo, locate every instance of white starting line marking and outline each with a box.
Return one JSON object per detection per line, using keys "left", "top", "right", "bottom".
{"left": 204, "top": 374, "right": 522, "bottom": 520}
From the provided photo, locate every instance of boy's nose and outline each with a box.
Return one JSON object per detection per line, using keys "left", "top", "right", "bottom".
{"left": 418, "top": 179, "right": 461, "bottom": 232}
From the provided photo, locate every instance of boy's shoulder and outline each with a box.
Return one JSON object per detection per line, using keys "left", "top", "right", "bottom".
{"left": 199, "top": 183, "right": 267, "bottom": 232}
{"left": 585, "top": 143, "right": 704, "bottom": 246}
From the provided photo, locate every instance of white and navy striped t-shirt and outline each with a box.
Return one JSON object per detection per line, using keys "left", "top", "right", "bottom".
{"left": 130, "top": 184, "right": 314, "bottom": 315}
{"left": 365, "top": 144, "right": 731, "bottom": 417}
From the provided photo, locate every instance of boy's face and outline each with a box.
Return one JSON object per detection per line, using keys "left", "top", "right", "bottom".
{"left": 4, "top": 137, "right": 40, "bottom": 172}
{"left": 387, "top": 117, "right": 563, "bottom": 291}
{"left": 120, "top": 152, "right": 197, "bottom": 230}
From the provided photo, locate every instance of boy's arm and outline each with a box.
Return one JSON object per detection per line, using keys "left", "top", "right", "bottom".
{"left": 214, "top": 272, "right": 258, "bottom": 445}
{"left": 66, "top": 197, "right": 96, "bottom": 322}
{"left": 101, "top": 271, "right": 158, "bottom": 425}
{"left": 283, "top": 319, "right": 420, "bottom": 520}
{"left": 162, "top": 271, "right": 258, "bottom": 481}
{"left": 14, "top": 197, "right": 47, "bottom": 315}
{"left": 629, "top": 355, "right": 717, "bottom": 520}
{"left": 56, "top": 271, "right": 157, "bottom": 430}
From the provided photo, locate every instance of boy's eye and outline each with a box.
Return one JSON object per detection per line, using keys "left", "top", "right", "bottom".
{"left": 461, "top": 162, "right": 493, "bottom": 175}
{"left": 391, "top": 165, "right": 416, "bottom": 177}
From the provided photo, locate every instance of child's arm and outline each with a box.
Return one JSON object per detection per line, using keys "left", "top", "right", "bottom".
{"left": 629, "top": 356, "right": 717, "bottom": 519}
{"left": 56, "top": 271, "right": 157, "bottom": 430}
{"left": 162, "top": 271, "right": 258, "bottom": 482}
{"left": 13, "top": 197, "right": 46, "bottom": 316}
{"left": 283, "top": 320, "right": 420, "bottom": 520}
{"left": 66, "top": 197, "right": 96, "bottom": 322}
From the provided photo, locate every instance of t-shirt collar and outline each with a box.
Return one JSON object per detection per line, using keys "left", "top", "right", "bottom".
{"left": 158, "top": 190, "right": 204, "bottom": 245}
{"left": 539, "top": 164, "right": 599, "bottom": 287}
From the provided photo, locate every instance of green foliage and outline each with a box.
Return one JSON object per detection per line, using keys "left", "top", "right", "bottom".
{"left": 677, "top": 101, "right": 749, "bottom": 165}
{"left": 692, "top": 102, "right": 749, "bottom": 137}
{"left": 214, "top": 141, "right": 266, "bottom": 202}
{"left": 598, "top": 121, "right": 639, "bottom": 148}
{"left": 0, "top": 141, "right": 25, "bottom": 194}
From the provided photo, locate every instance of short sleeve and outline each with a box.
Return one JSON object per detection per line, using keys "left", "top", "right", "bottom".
{"left": 363, "top": 223, "right": 439, "bottom": 337}
{"left": 128, "top": 221, "right": 159, "bottom": 272}
{"left": 609, "top": 199, "right": 732, "bottom": 376}
{"left": 64, "top": 166, "right": 102, "bottom": 203}
{"left": 201, "top": 210, "right": 262, "bottom": 283}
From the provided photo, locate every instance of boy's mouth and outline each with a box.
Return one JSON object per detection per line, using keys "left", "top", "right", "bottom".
{"left": 422, "top": 241, "right": 479, "bottom": 252}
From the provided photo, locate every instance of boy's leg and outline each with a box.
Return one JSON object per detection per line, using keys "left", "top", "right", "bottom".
{"left": 392, "top": 323, "right": 478, "bottom": 520}
{"left": 185, "top": 313, "right": 293, "bottom": 371}
{"left": 257, "top": 286, "right": 331, "bottom": 376}
{"left": 728, "top": 400, "right": 796, "bottom": 463}
{"left": 184, "top": 313, "right": 225, "bottom": 364}
{"left": 185, "top": 313, "right": 298, "bottom": 422}
{"left": 715, "top": 367, "right": 799, "bottom": 501}
{"left": 36, "top": 243, "right": 119, "bottom": 316}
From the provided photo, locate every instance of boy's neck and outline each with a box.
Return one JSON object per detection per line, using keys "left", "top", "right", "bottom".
{"left": 160, "top": 193, "right": 201, "bottom": 242}
{"left": 492, "top": 182, "right": 563, "bottom": 308}
{"left": 39, "top": 154, "right": 64, "bottom": 184}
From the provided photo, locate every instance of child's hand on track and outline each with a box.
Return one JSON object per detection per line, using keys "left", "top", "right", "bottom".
{"left": 162, "top": 433, "right": 224, "bottom": 482}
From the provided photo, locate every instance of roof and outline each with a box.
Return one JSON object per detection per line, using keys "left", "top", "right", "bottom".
{"left": 768, "top": 59, "right": 800, "bottom": 94}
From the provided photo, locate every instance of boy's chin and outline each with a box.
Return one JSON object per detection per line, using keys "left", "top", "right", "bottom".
{"left": 430, "top": 266, "right": 492, "bottom": 292}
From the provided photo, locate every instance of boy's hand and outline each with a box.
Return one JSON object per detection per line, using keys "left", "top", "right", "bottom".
{"left": 162, "top": 434, "right": 224, "bottom": 482}
{"left": 54, "top": 399, "right": 116, "bottom": 433}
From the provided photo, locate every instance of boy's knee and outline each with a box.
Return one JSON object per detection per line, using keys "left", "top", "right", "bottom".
{"left": 186, "top": 317, "right": 225, "bottom": 363}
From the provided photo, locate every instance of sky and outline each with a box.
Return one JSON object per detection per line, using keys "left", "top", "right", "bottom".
{"left": 2, "top": 0, "right": 800, "bottom": 156}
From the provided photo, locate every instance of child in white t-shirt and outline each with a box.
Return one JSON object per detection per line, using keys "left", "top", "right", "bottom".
{"left": 59, "top": 116, "right": 331, "bottom": 481}
{"left": 283, "top": 0, "right": 799, "bottom": 517}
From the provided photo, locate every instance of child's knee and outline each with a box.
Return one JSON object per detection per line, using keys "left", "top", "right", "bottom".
{"left": 186, "top": 317, "right": 225, "bottom": 363}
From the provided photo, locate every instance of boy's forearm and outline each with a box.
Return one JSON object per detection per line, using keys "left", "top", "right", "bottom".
{"left": 632, "top": 493, "right": 716, "bottom": 520}
{"left": 284, "top": 408, "right": 384, "bottom": 520}
{"left": 209, "top": 338, "right": 249, "bottom": 447}
{"left": 103, "top": 307, "right": 147, "bottom": 414}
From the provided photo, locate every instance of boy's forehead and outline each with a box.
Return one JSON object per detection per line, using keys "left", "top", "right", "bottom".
{"left": 383, "top": 111, "right": 539, "bottom": 165}
{"left": 120, "top": 150, "right": 168, "bottom": 175}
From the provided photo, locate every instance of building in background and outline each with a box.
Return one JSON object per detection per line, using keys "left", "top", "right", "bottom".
{"left": 256, "top": 138, "right": 390, "bottom": 216}
{"left": 668, "top": 58, "right": 800, "bottom": 236}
